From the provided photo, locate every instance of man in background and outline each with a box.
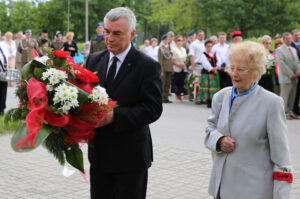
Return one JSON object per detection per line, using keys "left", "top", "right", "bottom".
{"left": 158, "top": 33, "right": 173, "bottom": 103}
{"left": 277, "top": 32, "right": 300, "bottom": 120}
{"left": 213, "top": 32, "right": 231, "bottom": 88}
{"left": 15, "top": 31, "right": 24, "bottom": 70}
{"left": 291, "top": 29, "right": 300, "bottom": 115}
{"left": 18, "top": 30, "right": 39, "bottom": 68}
{"left": 37, "top": 29, "right": 49, "bottom": 47}
{"left": 139, "top": 39, "right": 149, "bottom": 53}
{"left": 90, "top": 22, "right": 107, "bottom": 54}
{"left": 51, "top": 31, "right": 64, "bottom": 51}
{"left": 231, "top": 30, "right": 243, "bottom": 43}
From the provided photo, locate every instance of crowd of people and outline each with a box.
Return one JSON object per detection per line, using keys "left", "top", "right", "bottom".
{"left": 0, "top": 23, "right": 109, "bottom": 115}
{"left": 141, "top": 29, "right": 300, "bottom": 119}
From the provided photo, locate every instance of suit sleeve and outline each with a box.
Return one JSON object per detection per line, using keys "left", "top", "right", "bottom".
{"left": 277, "top": 49, "right": 295, "bottom": 79}
{"left": 113, "top": 60, "right": 163, "bottom": 132}
{"left": 204, "top": 89, "right": 229, "bottom": 152}
{"left": 267, "top": 97, "right": 292, "bottom": 199}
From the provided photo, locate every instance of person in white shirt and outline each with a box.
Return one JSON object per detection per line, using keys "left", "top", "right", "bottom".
{"left": 172, "top": 35, "right": 187, "bottom": 102}
{"left": 188, "top": 30, "right": 205, "bottom": 75}
{"left": 2, "top": 32, "right": 17, "bottom": 87}
{"left": 212, "top": 32, "right": 231, "bottom": 88}
{"left": 146, "top": 38, "right": 159, "bottom": 62}
{"left": 2, "top": 32, "right": 16, "bottom": 70}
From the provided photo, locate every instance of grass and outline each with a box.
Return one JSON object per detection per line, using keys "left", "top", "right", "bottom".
{"left": 0, "top": 115, "right": 20, "bottom": 136}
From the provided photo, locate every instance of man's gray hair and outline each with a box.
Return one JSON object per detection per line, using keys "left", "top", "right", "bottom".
{"left": 261, "top": 35, "right": 272, "bottom": 44}
{"left": 167, "top": 31, "right": 174, "bottom": 37}
{"left": 209, "top": 35, "right": 218, "bottom": 41}
{"left": 104, "top": 7, "right": 136, "bottom": 32}
{"left": 282, "top": 32, "right": 291, "bottom": 40}
{"left": 292, "top": 29, "right": 300, "bottom": 35}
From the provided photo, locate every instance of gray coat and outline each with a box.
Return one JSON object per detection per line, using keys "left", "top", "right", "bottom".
{"left": 205, "top": 86, "right": 292, "bottom": 199}
{"left": 276, "top": 44, "right": 300, "bottom": 84}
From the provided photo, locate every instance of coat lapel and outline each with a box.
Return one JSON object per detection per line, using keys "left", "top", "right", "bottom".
{"left": 109, "top": 46, "right": 137, "bottom": 95}
{"left": 95, "top": 52, "right": 109, "bottom": 87}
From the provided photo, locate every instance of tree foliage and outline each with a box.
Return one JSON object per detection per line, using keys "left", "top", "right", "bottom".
{"left": 0, "top": 0, "right": 299, "bottom": 43}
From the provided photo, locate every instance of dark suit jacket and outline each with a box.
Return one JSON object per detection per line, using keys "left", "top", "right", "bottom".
{"left": 291, "top": 41, "right": 300, "bottom": 61}
{"left": 85, "top": 46, "right": 162, "bottom": 172}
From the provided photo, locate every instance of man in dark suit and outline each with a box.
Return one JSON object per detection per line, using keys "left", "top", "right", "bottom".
{"left": 291, "top": 29, "right": 300, "bottom": 115}
{"left": 85, "top": 7, "right": 162, "bottom": 199}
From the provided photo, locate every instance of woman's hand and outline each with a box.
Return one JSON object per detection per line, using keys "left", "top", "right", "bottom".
{"left": 212, "top": 66, "right": 218, "bottom": 74}
{"left": 219, "top": 136, "right": 236, "bottom": 153}
{"left": 69, "top": 47, "right": 76, "bottom": 51}
{"left": 179, "top": 63, "right": 185, "bottom": 69}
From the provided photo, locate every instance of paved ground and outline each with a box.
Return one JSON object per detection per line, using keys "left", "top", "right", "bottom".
{"left": 0, "top": 85, "right": 299, "bottom": 198}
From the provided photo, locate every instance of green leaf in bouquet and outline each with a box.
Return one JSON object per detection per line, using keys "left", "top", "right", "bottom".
{"left": 21, "top": 60, "right": 47, "bottom": 81}
{"left": 66, "top": 70, "right": 76, "bottom": 83}
{"left": 65, "top": 144, "right": 84, "bottom": 173}
{"left": 11, "top": 120, "right": 51, "bottom": 152}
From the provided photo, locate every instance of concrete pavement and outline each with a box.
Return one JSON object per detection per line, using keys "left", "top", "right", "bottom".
{"left": 0, "top": 85, "right": 299, "bottom": 198}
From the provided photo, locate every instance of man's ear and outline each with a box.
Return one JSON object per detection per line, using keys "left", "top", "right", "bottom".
{"left": 130, "top": 30, "right": 136, "bottom": 41}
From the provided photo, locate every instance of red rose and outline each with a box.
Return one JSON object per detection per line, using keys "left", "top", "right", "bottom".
{"left": 51, "top": 51, "right": 69, "bottom": 58}
{"left": 71, "top": 64, "right": 99, "bottom": 83}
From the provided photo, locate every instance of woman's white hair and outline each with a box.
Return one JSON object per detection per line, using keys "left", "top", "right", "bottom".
{"left": 229, "top": 41, "right": 266, "bottom": 81}
{"left": 261, "top": 35, "right": 272, "bottom": 44}
{"left": 104, "top": 7, "right": 136, "bottom": 33}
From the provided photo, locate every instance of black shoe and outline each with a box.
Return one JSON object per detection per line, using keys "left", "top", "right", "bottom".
{"left": 163, "top": 99, "right": 173, "bottom": 103}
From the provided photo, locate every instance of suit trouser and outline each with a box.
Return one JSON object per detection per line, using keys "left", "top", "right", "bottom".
{"left": 280, "top": 83, "right": 297, "bottom": 115}
{"left": 90, "top": 164, "right": 148, "bottom": 199}
{"left": 0, "top": 81, "right": 7, "bottom": 113}
{"left": 162, "top": 72, "right": 172, "bottom": 100}
{"left": 293, "top": 77, "right": 300, "bottom": 114}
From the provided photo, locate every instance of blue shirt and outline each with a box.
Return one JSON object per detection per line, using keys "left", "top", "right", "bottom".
{"left": 97, "top": 34, "right": 104, "bottom": 40}
{"left": 230, "top": 82, "right": 258, "bottom": 111}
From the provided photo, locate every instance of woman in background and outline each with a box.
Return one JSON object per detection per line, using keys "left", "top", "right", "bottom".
{"left": 146, "top": 38, "right": 159, "bottom": 62}
{"left": 2, "top": 32, "right": 16, "bottom": 86}
{"left": 63, "top": 32, "right": 78, "bottom": 57}
{"left": 199, "top": 40, "right": 220, "bottom": 107}
{"left": 172, "top": 35, "right": 187, "bottom": 102}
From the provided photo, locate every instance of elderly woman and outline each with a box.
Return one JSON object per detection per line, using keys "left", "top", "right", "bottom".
{"left": 63, "top": 32, "right": 78, "bottom": 57}
{"left": 146, "top": 38, "right": 159, "bottom": 62}
{"left": 258, "top": 35, "right": 276, "bottom": 92}
{"left": 172, "top": 35, "right": 187, "bottom": 102}
{"left": 205, "top": 41, "right": 292, "bottom": 199}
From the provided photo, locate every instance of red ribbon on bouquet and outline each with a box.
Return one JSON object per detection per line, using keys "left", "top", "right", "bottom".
{"left": 14, "top": 78, "right": 70, "bottom": 149}
{"left": 64, "top": 100, "right": 117, "bottom": 144}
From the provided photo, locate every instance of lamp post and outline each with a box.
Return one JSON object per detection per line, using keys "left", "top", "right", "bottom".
{"left": 67, "top": 0, "right": 70, "bottom": 32}
{"left": 85, "top": 0, "right": 88, "bottom": 42}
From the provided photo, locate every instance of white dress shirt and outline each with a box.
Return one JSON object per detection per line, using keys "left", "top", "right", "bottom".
{"left": 146, "top": 46, "right": 159, "bottom": 62}
{"left": 212, "top": 42, "right": 229, "bottom": 68}
{"left": 188, "top": 39, "right": 205, "bottom": 62}
{"left": 107, "top": 43, "right": 132, "bottom": 78}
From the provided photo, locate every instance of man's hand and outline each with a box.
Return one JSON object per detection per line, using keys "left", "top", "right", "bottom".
{"left": 219, "top": 136, "right": 236, "bottom": 153}
{"left": 291, "top": 73, "right": 298, "bottom": 80}
{"left": 161, "top": 72, "right": 164, "bottom": 77}
{"left": 97, "top": 111, "right": 114, "bottom": 128}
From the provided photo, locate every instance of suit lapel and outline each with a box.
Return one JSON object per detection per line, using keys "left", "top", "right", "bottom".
{"left": 109, "top": 46, "right": 137, "bottom": 95}
{"left": 95, "top": 52, "right": 109, "bottom": 87}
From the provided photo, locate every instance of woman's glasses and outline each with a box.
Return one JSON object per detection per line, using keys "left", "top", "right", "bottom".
{"left": 229, "top": 67, "right": 250, "bottom": 74}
